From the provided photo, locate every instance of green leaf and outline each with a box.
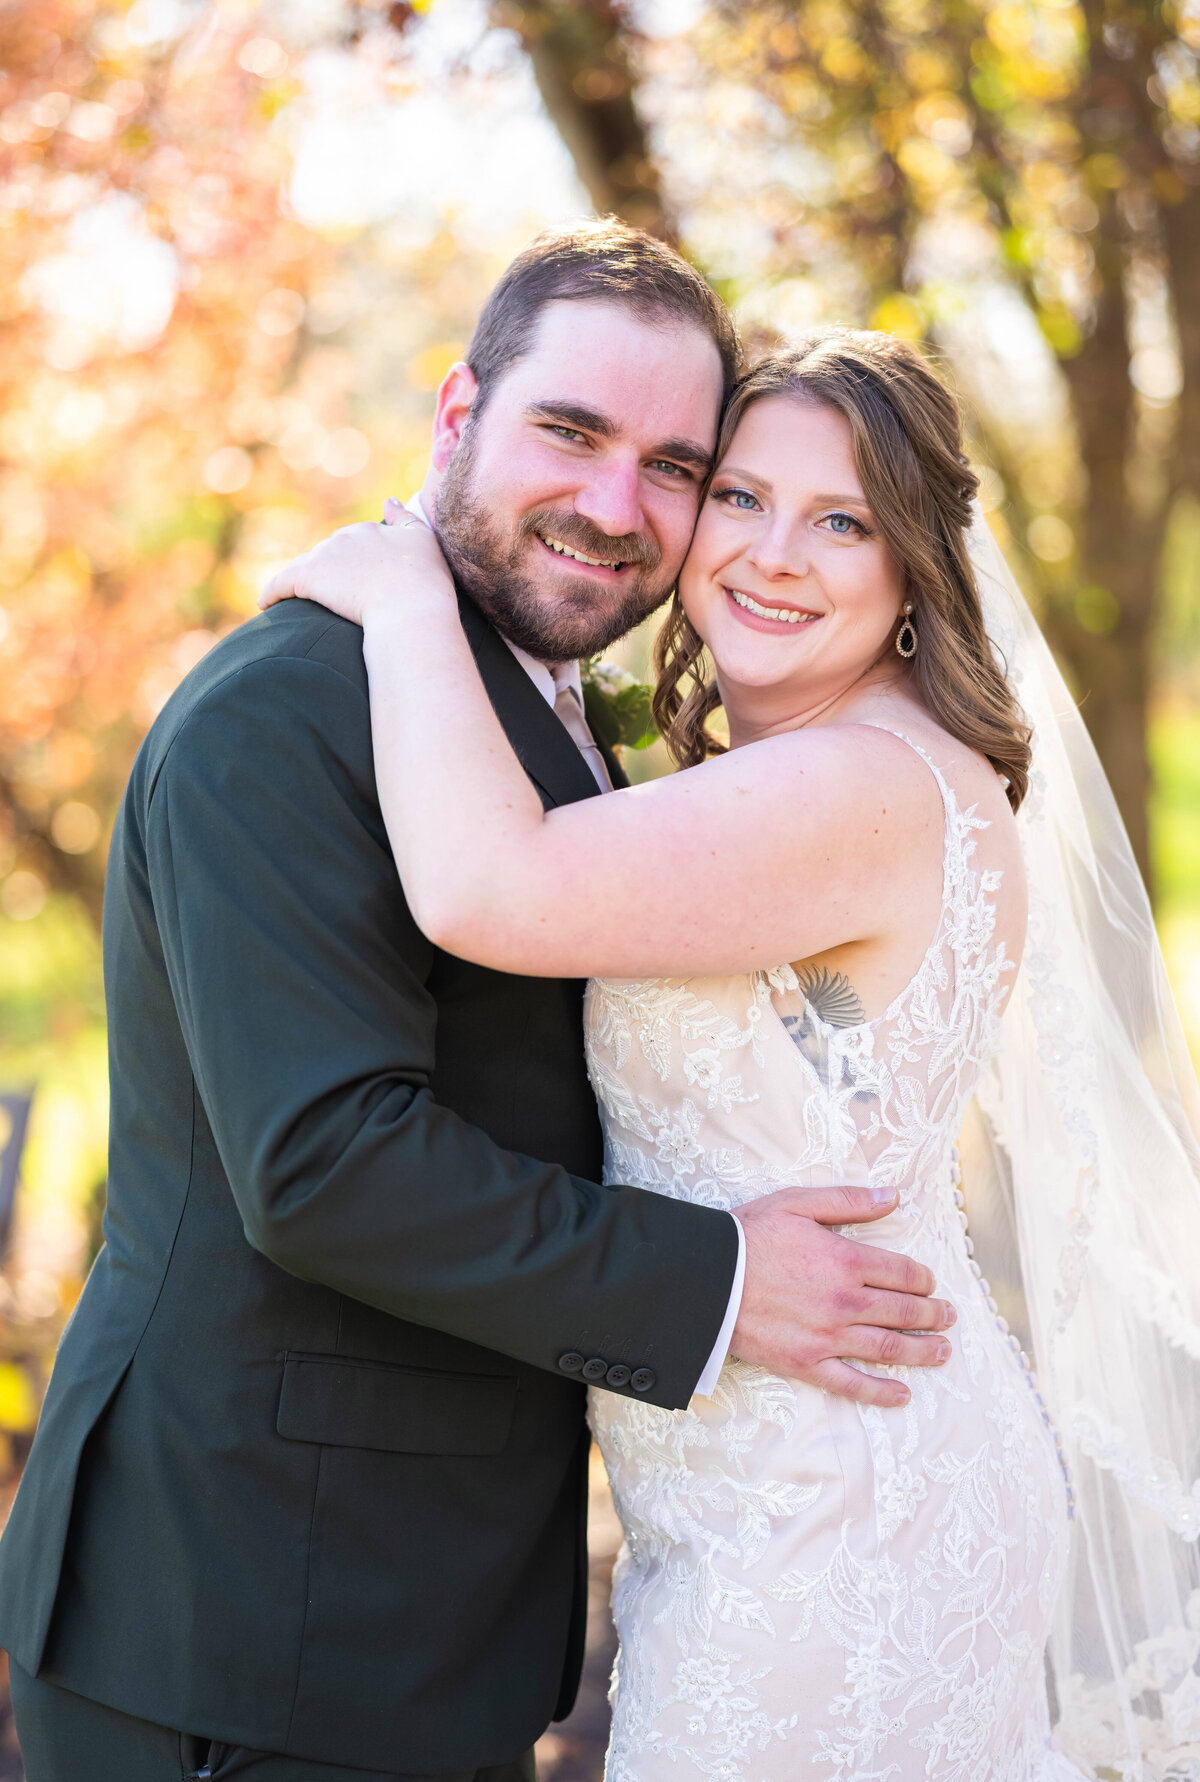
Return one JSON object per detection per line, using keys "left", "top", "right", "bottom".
{"left": 582, "top": 678, "right": 659, "bottom": 751}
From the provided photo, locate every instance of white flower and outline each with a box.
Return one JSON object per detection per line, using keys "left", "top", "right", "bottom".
{"left": 916, "top": 1677, "right": 997, "bottom": 1762}
{"left": 648, "top": 1100, "right": 703, "bottom": 1175}
{"left": 586, "top": 659, "right": 637, "bottom": 696}
{"left": 673, "top": 1652, "right": 733, "bottom": 1707}
{"left": 843, "top": 1649, "right": 889, "bottom": 1697}
{"left": 684, "top": 1049, "right": 722, "bottom": 1090}
{"left": 876, "top": 1465, "right": 928, "bottom": 1540}
{"left": 835, "top": 1025, "right": 876, "bottom": 1062}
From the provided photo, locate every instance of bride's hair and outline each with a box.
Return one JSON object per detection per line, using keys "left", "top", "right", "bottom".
{"left": 653, "top": 329, "right": 1033, "bottom": 810}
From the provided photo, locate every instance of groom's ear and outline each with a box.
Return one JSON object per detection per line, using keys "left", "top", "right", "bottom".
{"left": 432, "top": 362, "right": 479, "bottom": 471}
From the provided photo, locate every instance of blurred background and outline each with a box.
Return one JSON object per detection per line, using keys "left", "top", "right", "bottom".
{"left": 0, "top": 0, "right": 1197, "bottom": 1773}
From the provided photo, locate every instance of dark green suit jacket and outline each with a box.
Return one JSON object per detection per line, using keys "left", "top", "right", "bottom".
{"left": 0, "top": 597, "right": 737, "bottom": 1772}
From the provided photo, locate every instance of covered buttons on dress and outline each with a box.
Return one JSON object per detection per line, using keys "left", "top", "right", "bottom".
{"left": 951, "top": 1147, "right": 1075, "bottom": 1521}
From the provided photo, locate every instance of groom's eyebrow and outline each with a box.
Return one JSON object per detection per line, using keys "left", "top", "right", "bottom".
{"left": 653, "top": 435, "right": 714, "bottom": 472}
{"left": 525, "top": 401, "right": 713, "bottom": 472}
{"left": 525, "top": 400, "right": 616, "bottom": 435}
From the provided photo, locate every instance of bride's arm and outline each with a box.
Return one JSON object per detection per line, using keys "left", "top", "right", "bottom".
{"left": 261, "top": 518, "right": 938, "bottom": 980}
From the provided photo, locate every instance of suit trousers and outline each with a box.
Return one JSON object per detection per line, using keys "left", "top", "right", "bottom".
{"left": 8, "top": 1660, "right": 537, "bottom": 1782}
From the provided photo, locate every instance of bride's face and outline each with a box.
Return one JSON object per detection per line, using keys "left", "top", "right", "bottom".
{"left": 679, "top": 395, "right": 907, "bottom": 716}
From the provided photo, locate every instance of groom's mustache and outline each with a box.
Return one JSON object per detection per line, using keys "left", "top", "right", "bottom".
{"left": 517, "top": 507, "right": 661, "bottom": 572}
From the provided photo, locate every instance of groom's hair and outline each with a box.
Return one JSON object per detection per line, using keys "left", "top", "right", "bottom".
{"left": 466, "top": 218, "right": 741, "bottom": 411}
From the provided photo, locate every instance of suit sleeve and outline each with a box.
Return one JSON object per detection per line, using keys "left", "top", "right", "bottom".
{"left": 144, "top": 652, "right": 738, "bottom": 1410}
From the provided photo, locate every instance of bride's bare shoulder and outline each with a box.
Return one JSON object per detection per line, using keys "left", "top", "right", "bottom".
{"left": 835, "top": 709, "right": 1018, "bottom": 830}
{"left": 849, "top": 711, "right": 1028, "bottom": 922}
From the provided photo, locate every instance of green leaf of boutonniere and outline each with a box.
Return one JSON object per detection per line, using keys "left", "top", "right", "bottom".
{"left": 580, "top": 657, "right": 659, "bottom": 752}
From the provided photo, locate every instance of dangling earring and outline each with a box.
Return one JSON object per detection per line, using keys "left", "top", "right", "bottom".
{"left": 895, "top": 601, "right": 917, "bottom": 659}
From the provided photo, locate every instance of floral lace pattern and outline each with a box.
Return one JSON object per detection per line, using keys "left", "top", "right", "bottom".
{"left": 584, "top": 730, "right": 1084, "bottom": 1781}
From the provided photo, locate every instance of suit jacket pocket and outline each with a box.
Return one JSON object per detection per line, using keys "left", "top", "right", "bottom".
{"left": 275, "top": 1353, "right": 519, "bottom": 1456}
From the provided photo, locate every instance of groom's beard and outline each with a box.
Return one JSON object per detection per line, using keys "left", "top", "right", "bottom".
{"left": 434, "top": 437, "right": 674, "bottom": 662}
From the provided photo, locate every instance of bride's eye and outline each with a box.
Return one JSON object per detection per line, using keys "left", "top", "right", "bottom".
{"left": 713, "top": 486, "right": 760, "bottom": 512}
{"left": 822, "top": 510, "right": 870, "bottom": 537}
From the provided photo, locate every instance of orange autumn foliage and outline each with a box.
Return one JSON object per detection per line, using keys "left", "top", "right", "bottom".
{"left": 0, "top": 0, "right": 370, "bottom": 925}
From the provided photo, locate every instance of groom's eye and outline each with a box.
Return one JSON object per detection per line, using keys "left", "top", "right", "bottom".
{"left": 648, "top": 458, "right": 693, "bottom": 479}
{"left": 549, "top": 424, "right": 587, "bottom": 443}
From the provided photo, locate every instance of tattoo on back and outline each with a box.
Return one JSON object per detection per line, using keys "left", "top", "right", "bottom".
{"left": 794, "top": 965, "right": 865, "bottom": 1029}
{"left": 780, "top": 964, "right": 871, "bottom": 1094}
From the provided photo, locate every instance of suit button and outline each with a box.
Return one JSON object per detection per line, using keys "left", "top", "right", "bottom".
{"left": 557, "top": 1352, "right": 585, "bottom": 1374}
{"left": 605, "top": 1363, "right": 631, "bottom": 1387}
{"left": 581, "top": 1357, "right": 608, "bottom": 1381}
{"left": 631, "top": 1367, "right": 656, "bottom": 1393}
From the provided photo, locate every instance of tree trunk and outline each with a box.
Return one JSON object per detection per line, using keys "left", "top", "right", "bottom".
{"left": 1048, "top": 2, "right": 1166, "bottom": 885}
{"left": 1162, "top": 181, "right": 1200, "bottom": 503}
{"left": 1060, "top": 196, "right": 1156, "bottom": 883}
{"left": 488, "top": 0, "right": 672, "bottom": 239}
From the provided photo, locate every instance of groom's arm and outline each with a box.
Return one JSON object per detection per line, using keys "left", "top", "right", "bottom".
{"left": 145, "top": 645, "right": 737, "bottom": 1411}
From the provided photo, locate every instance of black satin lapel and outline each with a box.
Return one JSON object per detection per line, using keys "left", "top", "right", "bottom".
{"left": 458, "top": 595, "right": 604, "bottom": 810}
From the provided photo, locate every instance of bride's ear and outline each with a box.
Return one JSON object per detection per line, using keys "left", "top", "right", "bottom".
{"left": 432, "top": 363, "right": 478, "bottom": 470}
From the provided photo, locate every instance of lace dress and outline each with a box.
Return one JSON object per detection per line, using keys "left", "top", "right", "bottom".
{"left": 584, "top": 730, "right": 1082, "bottom": 1782}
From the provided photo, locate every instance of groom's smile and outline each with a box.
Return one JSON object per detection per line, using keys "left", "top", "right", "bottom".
{"left": 536, "top": 532, "right": 628, "bottom": 573}
{"left": 519, "top": 498, "right": 660, "bottom": 587}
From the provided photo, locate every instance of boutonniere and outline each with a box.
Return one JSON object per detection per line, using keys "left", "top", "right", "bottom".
{"left": 580, "top": 657, "right": 659, "bottom": 752}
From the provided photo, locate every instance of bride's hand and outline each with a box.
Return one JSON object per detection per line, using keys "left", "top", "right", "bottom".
{"left": 258, "top": 498, "right": 455, "bottom": 627}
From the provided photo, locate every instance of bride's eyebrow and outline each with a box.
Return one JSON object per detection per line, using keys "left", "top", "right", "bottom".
{"left": 712, "top": 462, "right": 771, "bottom": 488}
{"left": 810, "top": 492, "right": 871, "bottom": 507}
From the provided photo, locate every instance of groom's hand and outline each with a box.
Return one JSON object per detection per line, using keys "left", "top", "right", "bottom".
{"left": 731, "top": 1185, "right": 955, "bottom": 1409}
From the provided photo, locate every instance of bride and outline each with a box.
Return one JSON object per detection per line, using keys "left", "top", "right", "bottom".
{"left": 262, "top": 329, "right": 1200, "bottom": 1781}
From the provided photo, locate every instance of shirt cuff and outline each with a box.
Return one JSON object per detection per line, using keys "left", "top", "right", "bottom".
{"left": 692, "top": 1212, "right": 746, "bottom": 1398}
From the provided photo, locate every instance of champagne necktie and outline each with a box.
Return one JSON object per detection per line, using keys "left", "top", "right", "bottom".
{"left": 551, "top": 682, "right": 613, "bottom": 793}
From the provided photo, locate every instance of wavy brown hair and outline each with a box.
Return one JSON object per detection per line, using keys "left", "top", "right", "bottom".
{"left": 652, "top": 329, "right": 1032, "bottom": 810}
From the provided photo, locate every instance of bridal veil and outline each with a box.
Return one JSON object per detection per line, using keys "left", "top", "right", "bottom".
{"left": 966, "top": 508, "right": 1200, "bottom": 1779}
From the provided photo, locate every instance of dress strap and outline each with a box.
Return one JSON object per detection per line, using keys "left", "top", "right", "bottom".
{"left": 857, "top": 723, "right": 997, "bottom": 920}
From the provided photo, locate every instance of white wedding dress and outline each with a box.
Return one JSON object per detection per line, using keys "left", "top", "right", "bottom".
{"left": 584, "top": 727, "right": 1084, "bottom": 1782}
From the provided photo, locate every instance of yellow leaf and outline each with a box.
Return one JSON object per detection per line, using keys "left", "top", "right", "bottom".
{"left": 871, "top": 294, "right": 926, "bottom": 341}
{"left": 0, "top": 1364, "right": 39, "bottom": 1434}
{"left": 406, "top": 341, "right": 466, "bottom": 393}
{"left": 821, "top": 37, "right": 870, "bottom": 85}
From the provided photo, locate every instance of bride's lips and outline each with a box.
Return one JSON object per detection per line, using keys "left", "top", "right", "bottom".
{"left": 723, "top": 585, "right": 823, "bottom": 633}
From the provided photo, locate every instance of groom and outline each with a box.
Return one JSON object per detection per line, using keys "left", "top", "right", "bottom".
{"left": 0, "top": 221, "right": 952, "bottom": 1781}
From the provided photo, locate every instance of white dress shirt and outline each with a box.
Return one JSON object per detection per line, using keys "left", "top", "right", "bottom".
{"left": 404, "top": 493, "right": 745, "bottom": 1396}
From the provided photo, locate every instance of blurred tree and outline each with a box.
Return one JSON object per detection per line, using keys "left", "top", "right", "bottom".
{"left": 954, "top": 0, "right": 1200, "bottom": 885}
{"left": 0, "top": 0, "right": 371, "bottom": 927}
{"left": 487, "top": 1, "right": 673, "bottom": 238}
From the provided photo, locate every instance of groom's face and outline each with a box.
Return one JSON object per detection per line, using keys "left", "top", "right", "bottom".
{"left": 431, "top": 299, "right": 724, "bottom": 661}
